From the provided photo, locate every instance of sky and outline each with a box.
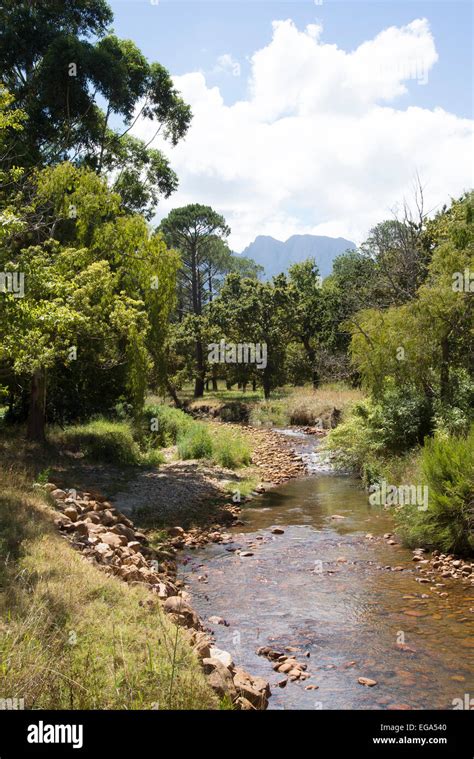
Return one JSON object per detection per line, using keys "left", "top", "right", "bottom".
{"left": 109, "top": 0, "right": 473, "bottom": 251}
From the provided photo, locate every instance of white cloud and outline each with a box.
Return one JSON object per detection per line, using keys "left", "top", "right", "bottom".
{"left": 133, "top": 18, "right": 473, "bottom": 251}
{"left": 214, "top": 53, "right": 241, "bottom": 77}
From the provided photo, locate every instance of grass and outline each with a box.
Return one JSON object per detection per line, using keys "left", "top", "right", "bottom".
{"left": 249, "top": 384, "right": 362, "bottom": 427}
{"left": 0, "top": 468, "right": 217, "bottom": 710}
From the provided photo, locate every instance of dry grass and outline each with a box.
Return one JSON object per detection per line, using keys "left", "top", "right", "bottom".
{"left": 284, "top": 385, "right": 363, "bottom": 426}
{"left": 0, "top": 468, "right": 217, "bottom": 710}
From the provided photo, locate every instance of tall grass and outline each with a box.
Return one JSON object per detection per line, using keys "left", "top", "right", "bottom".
{"left": 52, "top": 418, "right": 164, "bottom": 466}
{"left": 0, "top": 472, "right": 216, "bottom": 709}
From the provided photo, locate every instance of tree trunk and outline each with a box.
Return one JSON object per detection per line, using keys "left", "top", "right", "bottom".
{"left": 194, "top": 339, "right": 205, "bottom": 398}
{"left": 27, "top": 369, "right": 46, "bottom": 442}
{"left": 263, "top": 373, "right": 271, "bottom": 400}
{"left": 252, "top": 379, "right": 257, "bottom": 392}
{"left": 440, "top": 336, "right": 450, "bottom": 403}
{"left": 166, "top": 380, "right": 183, "bottom": 409}
{"left": 211, "top": 366, "right": 218, "bottom": 391}
{"left": 226, "top": 380, "right": 232, "bottom": 391}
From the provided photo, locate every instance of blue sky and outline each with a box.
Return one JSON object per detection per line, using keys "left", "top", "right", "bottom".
{"left": 110, "top": 1, "right": 472, "bottom": 117}
{"left": 109, "top": 1, "right": 473, "bottom": 250}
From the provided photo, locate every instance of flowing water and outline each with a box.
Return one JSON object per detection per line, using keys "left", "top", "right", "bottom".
{"left": 179, "top": 430, "right": 474, "bottom": 710}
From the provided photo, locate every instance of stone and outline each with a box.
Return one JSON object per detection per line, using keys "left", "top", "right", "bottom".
{"left": 271, "top": 528, "right": 285, "bottom": 535}
{"left": 110, "top": 524, "right": 136, "bottom": 541}
{"left": 233, "top": 668, "right": 270, "bottom": 709}
{"left": 164, "top": 596, "right": 200, "bottom": 629}
{"left": 71, "top": 522, "right": 88, "bottom": 536}
{"left": 63, "top": 506, "right": 78, "bottom": 521}
{"left": 167, "top": 526, "right": 185, "bottom": 538}
{"left": 101, "top": 532, "right": 127, "bottom": 548}
{"left": 127, "top": 541, "right": 142, "bottom": 553}
{"left": 51, "top": 489, "right": 67, "bottom": 501}
{"left": 203, "top": 658, "right": 237, "bottom": 700}
{"left": 209, "top": 647, "right": 234, "bottom": 669}
{"left": 208, "top": 616, "right": 228, "bottom": 626}
{"left": 358, "top": 677, "right": 377, "bottom": 687}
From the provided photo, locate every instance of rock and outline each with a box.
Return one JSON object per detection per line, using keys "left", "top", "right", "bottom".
{"left": 208, "top": 615, "right": 229, "bottom": 626}
{"left": 336, "top": 556, "right": 347, "bottom": 563}
{"left": 110, "top": 524, "right": 136, "bottom": 542}
{"left": 358, "top": 677, "right": 377, "bottom": 687}
{"left": 167, "top": 526, "right": 185, "bottom": 538}
{"left": 233, "top": 668, "right": 270, "bottom": 709}
{"left": 331, "top": 514, "right": 345, "bottom": 520}
{"left": 193, "top": 632, "right": 212, "bottom": 660}
{"left": 101, "top": 532, "right": 127, "bottom": 548}
{"left": 163, "top": 596, "right": 200, "bottom": 629}
{"left": 305, "top": 684, "right": 319, "bottom": 690}
{"left": 63, "top": 506, "right": 78, "bottom": 521}
{"left": 203, "top": 658, "right": 237, "bottom": 700}
{"left": 71, "top": 522, "right": 88, "bottom": 536}
{"left": 127, "top": 541, "right": 142, "bottom": 554}
{"left": 102, "top": 509, "right": 120, "bottom": 526}
{"left": 51, "top": 489, "right": 67, "bottom": 501}
{"left": 271, "top": 528, "right": 285, "bottom": 535}
{"left": 209, "top": 647, "right": 234, "bottom": 669}
{"left": 239, "top": 551, "right": 254, "bottom": 557}
{"left": 276, "top": 678, "right": 288, "bottom": 688}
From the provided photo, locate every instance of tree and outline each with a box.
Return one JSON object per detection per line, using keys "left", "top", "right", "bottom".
{"left": 0, "top": 162, "right": 179, "bottom": 440}
{"left": 159, "top": 204, "right": 230, "bottom": 397}
{"left": 211, "top": 273, "right": 290, "bottom": 398}
{"left": 0, "top": 0, "right": 191, "bottom": 216}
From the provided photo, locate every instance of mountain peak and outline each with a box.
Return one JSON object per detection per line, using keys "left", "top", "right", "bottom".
{"left": 240, "top": 233, "right": 356, "bottom": 279}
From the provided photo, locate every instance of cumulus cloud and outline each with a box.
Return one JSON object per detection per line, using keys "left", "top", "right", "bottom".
{"left": 133, "top": 18, "right": 473, "bottom": 251}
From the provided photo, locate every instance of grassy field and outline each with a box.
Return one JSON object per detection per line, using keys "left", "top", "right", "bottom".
{"left": 0, "top": 464, "right": 217, "bottom": 710}
{"left": 172, "top": 382, "right": 363, "bottom": 427}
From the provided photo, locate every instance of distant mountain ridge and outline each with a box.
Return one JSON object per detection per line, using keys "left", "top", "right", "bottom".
{"left": 240, "top": 234, "right": 356, "bottom": 279}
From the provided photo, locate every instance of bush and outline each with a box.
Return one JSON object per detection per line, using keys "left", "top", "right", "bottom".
{"left": 212, "top": 429, "right": 251, "bottom": 469}
{"left": 398, "top": 426, "right": 474, "bottom": 556}
{"left": 177, "top": 424, "right": 213, "bottom": 460}
{"left": 325, "top": 381, "right": 433, "bottom": 482}
{"left": 372, "top": 380, "right": 433, "bottom": 453}
{"left": 142, "top": 405, "right": 194, "bottom": 447}
{"left": 54, "top": 419, "right": 141, "bottom": 465}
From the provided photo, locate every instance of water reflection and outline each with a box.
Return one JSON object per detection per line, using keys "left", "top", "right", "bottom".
{"left": 180, "top": 439, "right": 474, "bottom": 710}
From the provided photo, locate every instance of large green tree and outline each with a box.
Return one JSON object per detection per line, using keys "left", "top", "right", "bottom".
{"left": 159, "top": 204, "right": 230, "bottom": 397}
{"left": 0, "top": 0, "right": 191, "bottom": 217}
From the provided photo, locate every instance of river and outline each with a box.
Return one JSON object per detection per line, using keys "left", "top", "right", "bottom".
{"left": 179, "top": 430, "right": 474, "bottom": 710}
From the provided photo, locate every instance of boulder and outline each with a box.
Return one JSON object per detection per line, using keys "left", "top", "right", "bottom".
{"left": 101, "top": 532, "right": 127, "bottom": 548}
{"left": 209, "top": 647, "right": 234, "bottom": 669}
{"left": 202, "top": 658, "right": 237, "bottom": 701}
{"left": 233, "top": 668, "right": 270, "bottom": 709}
{"left": 51, "top": 489, "right": 67, "bottom": 501}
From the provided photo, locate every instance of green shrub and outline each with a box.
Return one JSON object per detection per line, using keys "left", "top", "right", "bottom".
{"left": 143, "top": 405, "right": 194, "bottom": 447}
{"left": 177, "top": 424, "right": 213, "bottom": 460}
{"left": 212, "top": 429, "right": 251, "bottom": 469}
{"left": 54, "top": 419, "right": 141, "bottom": 465}
{"left": 372, "top": 380, "right": 433, "bottom": 453}
{"left": 398, "top": 426, "right": 474, "bottom": 556}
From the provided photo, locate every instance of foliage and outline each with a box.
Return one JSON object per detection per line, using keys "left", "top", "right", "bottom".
{"left": 0, "top": 0, "right": 191, "bottom": 216}
{"left": 397, "top": 427, "right": 474, "bottom": 556}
